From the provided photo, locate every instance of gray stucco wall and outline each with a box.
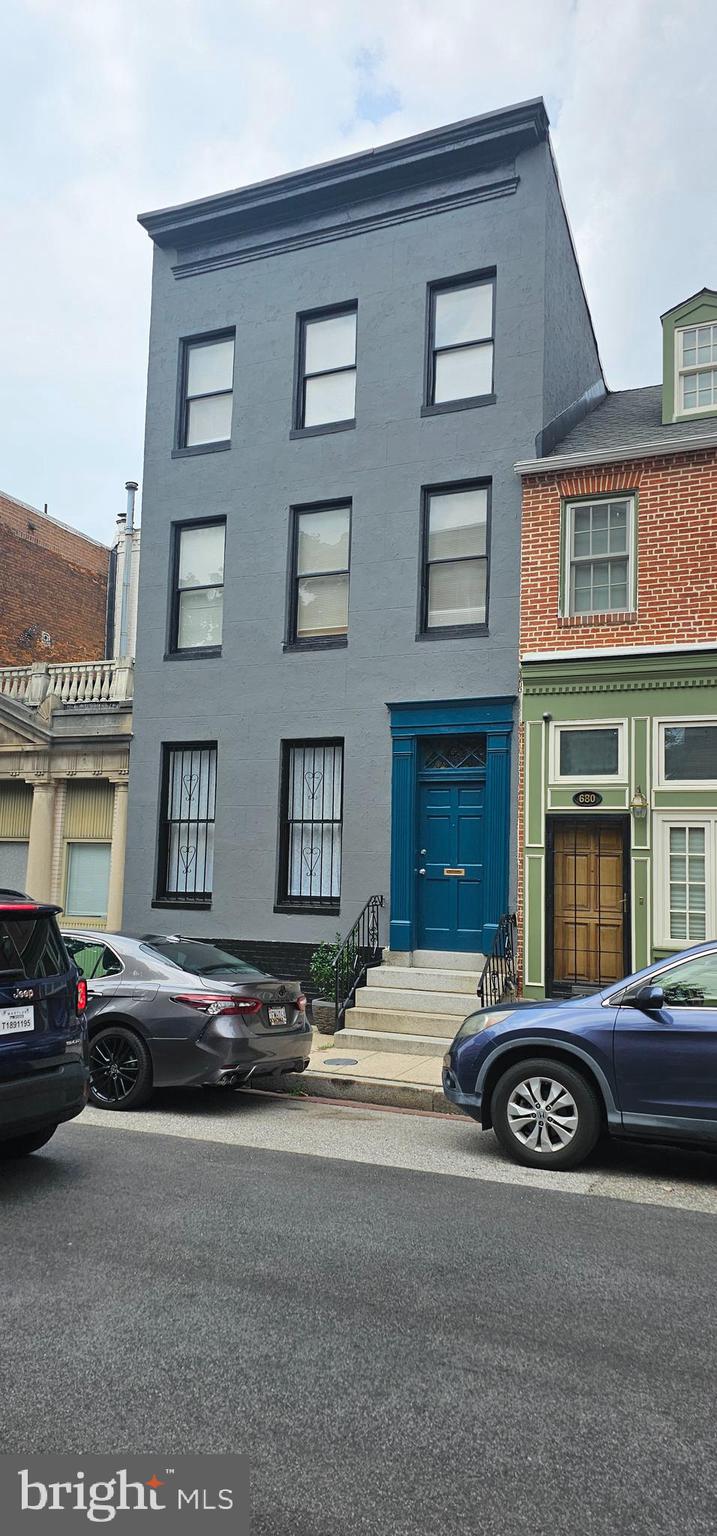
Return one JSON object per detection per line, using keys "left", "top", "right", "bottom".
{"left": 124, "top": 135, "right": 594, "bottom": 947}
{"left": 541, "top": 149, "right": 604, "bottom": 427}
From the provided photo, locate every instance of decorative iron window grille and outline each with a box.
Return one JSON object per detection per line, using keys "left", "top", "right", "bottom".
{"left": 278, "top": 741, "right": 343, "bottom": 908}
{"left": 422, "top": 736, "right": 487, "bottom": 771}
{"left": 158, "top": 744, "right": 217, "bottom": 904}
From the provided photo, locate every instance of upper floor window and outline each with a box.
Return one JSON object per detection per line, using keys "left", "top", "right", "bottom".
{"left": 178, "top": 332, "right": 234, "bottom": 449}
{"left": 677, "top": 324, "right": 717, "bottom": 413}
{"left": 157, "top": 743, "right": 217, "bottom": 906}
{"left": 288, "top": 503, "right": 350, "bottom": 647}
{"left": 420, "top": 483, "right": 490, "bottom": 634}
{"left": 660, "top": 722, "right": 717, "bottom": 785}
{"left": 295, "top": 305, "right": 357, "bottom": 432}
{"left": 170, "top": 520, "right": 225, "bottom": 654}
{"left": 426, "top": 274, "right": 494, "bottom": 410}
{"left": 552, "top": 723, "right": 625, "bottom": 781}
{"left": 564, "top": 497, "right": 635, "bottom": 616}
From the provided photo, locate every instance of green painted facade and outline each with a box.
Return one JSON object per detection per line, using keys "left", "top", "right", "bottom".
{"left": 521, "top": 649, "right": 717, "bottom": 999}
{"left": 661, "top": 289, "right": 717, "bottom": 425}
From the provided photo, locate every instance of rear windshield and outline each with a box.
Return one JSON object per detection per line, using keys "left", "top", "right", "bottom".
{"left": 142, "top": 939, "right": 262, "bottom": 980}
{"left": 0, "top": 915, "right": 69, "bottom": 981}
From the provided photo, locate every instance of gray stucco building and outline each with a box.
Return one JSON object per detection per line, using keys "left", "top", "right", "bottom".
{"left": 124, "top": 98, "right": 603, "bottom": 976}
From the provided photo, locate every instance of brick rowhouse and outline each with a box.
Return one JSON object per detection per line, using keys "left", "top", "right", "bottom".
{"left": 0, "top": 490, "right": 110, "bottom": 665}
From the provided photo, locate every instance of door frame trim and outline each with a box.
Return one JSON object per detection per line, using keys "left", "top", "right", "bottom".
{"left": 545, "top": 812, "right": 631, "bottom": 997}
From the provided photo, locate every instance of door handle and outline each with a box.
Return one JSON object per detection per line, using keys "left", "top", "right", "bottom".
{"left": 418, "top": 868, "right": 426, "bottom": 876}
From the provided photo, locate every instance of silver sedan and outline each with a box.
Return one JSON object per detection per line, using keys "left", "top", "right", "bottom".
{"left": 62, "top": 930, "right": 311, "bottom": 1110}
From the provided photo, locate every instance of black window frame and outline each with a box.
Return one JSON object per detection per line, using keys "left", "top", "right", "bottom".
{"left": 291, "top": 302, "right": 358, "bottom": 438}
{"left": 422, "top": 269, "right": 496, "bottom": 416}
{"left": 173, "top": 329, "right": 235, "bottom": 458}
{"left": 284, "top": 499, "right": 351, "bottom": 653}
{"left": 166, "top": 517, "right": 226, "bottom": 661}
{"left": 154, "top": 741, "right": 217, "bottom": 910}
{"left": 417, "top": 478, "right": 491, "bottom": 640}
{"left": 275, "top": 738, "right": 344, "bottom": 915}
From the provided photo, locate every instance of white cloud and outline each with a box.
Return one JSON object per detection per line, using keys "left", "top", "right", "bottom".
{"left": 0, "top": 0, "right": 714, "bottom": 535}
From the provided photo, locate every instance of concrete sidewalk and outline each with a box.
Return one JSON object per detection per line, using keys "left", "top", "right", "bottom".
{"left": 267, "top": 1028, "right": 459, "bottom": 1114}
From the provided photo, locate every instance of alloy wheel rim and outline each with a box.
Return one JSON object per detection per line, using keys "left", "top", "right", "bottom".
{"left": 90, "top": 1035, "right": 141, "bottom": 1105}
{"left": 507, "top": 1076, "right": 579, "bottom": 1154}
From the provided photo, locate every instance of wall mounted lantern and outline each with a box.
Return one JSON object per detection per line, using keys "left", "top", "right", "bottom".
{"left": 630, "top": 785, "right": 648, "bottom": 819}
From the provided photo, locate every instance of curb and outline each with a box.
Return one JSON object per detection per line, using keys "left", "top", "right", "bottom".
{"left": 255, "top": 1067, "right": 463, "bottom": 1116}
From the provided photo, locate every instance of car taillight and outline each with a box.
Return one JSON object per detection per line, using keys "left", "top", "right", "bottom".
{"left": 172, "top": 993, "right": 263, "bottom": 1017}
{"left": 76, "top": 979, "right": 88, "bottom": 1013}
{"left": 296, "top": 994, "right": 307, "bottom": 1011}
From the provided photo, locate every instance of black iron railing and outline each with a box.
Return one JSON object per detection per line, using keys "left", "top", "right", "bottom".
{"left": 477, "top": 913, "right": 518, "bottom": 1008}
{"left": 333, "top": 894, "right": 384, "bottom": 1029}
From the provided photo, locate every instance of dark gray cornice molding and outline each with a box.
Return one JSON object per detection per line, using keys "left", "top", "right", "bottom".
{"left": 138, "top": 97, "right": 548, "bottom": 251}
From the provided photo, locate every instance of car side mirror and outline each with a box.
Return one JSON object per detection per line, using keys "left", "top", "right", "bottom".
{"left": 632, "top": 984, "right": 665, "bottom": 1012}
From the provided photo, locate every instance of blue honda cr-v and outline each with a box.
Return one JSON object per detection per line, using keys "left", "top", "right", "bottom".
{"left": 0, "top": 889, "right": 88, "bottom": 1158}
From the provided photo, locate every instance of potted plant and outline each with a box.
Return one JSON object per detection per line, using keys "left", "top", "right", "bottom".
{"left": 309, "top": 934, "right": 341, "bottom": 1034}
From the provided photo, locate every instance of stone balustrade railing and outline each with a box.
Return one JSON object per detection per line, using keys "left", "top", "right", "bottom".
{"left": 0, "top": 659, "right": 133, "bottom": 708}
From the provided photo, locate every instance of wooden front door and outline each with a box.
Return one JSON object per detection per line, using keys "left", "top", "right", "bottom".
{"left": 550, "top": 818, "right": 628, "bottom": 992}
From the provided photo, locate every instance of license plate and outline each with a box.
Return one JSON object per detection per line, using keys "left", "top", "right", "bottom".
{"left": 268, "top": 1007, "right": 287, "bottom": 1028}
{"left": 0, "top": 1004, "right": 35, "bottom": 1035}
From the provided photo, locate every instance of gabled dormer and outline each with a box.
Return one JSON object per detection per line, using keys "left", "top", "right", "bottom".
{"left": 662, "top": 288, "right": 717, "bottom": 424}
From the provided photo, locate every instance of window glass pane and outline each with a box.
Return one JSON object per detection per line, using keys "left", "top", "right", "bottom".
{"left": 653, "top": 952, "right": 717, "bottom": 1006}
{"left": 297, "top": 507, "right": 350, "bottom": 574}
{"left": 178, "top": 588, "right": 223, "bottom": 649}
{"left": 664, "top": 725, "right": 717, "bottom": 781}
{"left": 304, "top": 369, "right": 356, "bottom": 426}
{"left": 427, "top": 488, "right": 488, "bottom": 561}
{"left": 187, "top": 338, "right": 234, "bottom": 397}
{"left": 178, "top": 524, "right": 225, "bottom": 589}
{"left": 681, "top": 375, "right": 698, "bottom": 409}
{"left": 434, "top": 342, "right": 493, "bottom": 403}
{"left": 297, "top": 574, "right": 349, "bottom": 637}
{"left": 186, "top": 392, "right": 232, "bottom": 446}
{"left": 304, "top": 312, "right": 356, "bottom": 373}
{"left": 434, "top": 283, "right": 493, "bottom": 347}
{"left": 167, "top": 822, "right": 214, "bottom": 896}
{"left": 0, "top": 840, "right": 28, "bottom": 892}
{"left": 558, "top": 728, "right": 619, "bottom": 776}
{"left": 66, "top": 844, "right": 111, "bottom": 918}
{"left": 427, "top": 558, "right": 486, "bottom": 628}
{"left": 680, "top": 328, "right": 696, "bottom": 365}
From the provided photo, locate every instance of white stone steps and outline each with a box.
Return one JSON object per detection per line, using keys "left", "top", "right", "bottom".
{"left": 355, "top": 984, "right": 474, "bottom": 1016}
{"left": 346, "top": 1006, "right": 461, "bottom": 1040}
{"left": 366, "top": 965, "right": 478, "bottom": 995}
{"left": 339, "top": 1027, "right": 452, "bottom": 1058}
{"left": 383, "top": 949, "right": 485, "bottom": 972}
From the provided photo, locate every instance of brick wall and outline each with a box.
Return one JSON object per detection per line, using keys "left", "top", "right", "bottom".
{"left": 520, "top": 449, "right": 717, "bottom": 654}
{"left": 0, "top": 492, "right": 110, "bottom": 665}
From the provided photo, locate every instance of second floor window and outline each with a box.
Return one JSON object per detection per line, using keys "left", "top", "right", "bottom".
{"left": 171, "top": 520, "right": 226, "bottom": 653}
{"left": 565, "top": 497, "right": 634, "bottom": 616}
{"left": 296, "top": 306, "right": 357, "bottom": 430}
{"left": 677, "top": 323, "right": 717, "bottom": 413}
{"left": 157, "top": 743, "right": 217, "bottom": 906}
{"left": 427, "top": 275, "right": 494, "bottom": 408}
{"left": 420, "top": 483, "right": 490, "bottom": 633}
{"left": 289, "top": 503, "right": 350, "bottom": 645}
{"left": 179, "top": 333, "right": 235, "bottom": 448}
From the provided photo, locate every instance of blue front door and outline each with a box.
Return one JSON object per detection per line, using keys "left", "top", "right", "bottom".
{"left": 417, "top": 779, "right": 484, "bottom": 951}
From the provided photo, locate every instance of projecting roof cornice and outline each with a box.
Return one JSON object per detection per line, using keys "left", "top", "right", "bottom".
{"left": 138, "top": 98, "right": 549, "bottom": 250}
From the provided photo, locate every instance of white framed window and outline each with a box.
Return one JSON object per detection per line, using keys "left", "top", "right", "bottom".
{"left": 551, "top": 721, "right": 627, "bottom": 784}
{"left": 66, "top": 843, "right": 111, "bottom": 919}
{"left": 676, "top": 324, "right": 717, "bottom": 415}
{"left": 563, "top": 497, "right": 635, "bottom": 617}
{"left": 655, "top": 817, "right": 716, "bottom": 948}
{"left": 656, "top": 718, "right": 717, "bottom": 789}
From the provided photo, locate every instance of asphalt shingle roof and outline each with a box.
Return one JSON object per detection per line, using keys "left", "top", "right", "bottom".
{"left": 551, "top": 383, "right": 717, "bottom": 456}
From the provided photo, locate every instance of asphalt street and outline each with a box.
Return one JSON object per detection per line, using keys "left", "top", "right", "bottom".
{"left": 2, "top": 1102, "right": 716, "bottom": 1536}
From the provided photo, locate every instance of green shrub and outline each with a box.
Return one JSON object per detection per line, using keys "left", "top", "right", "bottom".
{"left": 309, "top": 933, "right": 343, "bottom": 997}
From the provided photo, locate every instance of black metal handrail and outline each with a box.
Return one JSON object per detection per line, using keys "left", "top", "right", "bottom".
{"left": 477, "top": 913, "right": 518, "bottom": 1007}
{"left": 333, "top": 894, "right": 384, "bottom": 1029}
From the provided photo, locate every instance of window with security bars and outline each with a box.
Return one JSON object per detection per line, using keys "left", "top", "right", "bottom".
{"left": 278, "top": 741, "right": 343, "bottom": 908}
{"left": 677, "top": 323, "right": 717, "bottom": 414}
{"left": 566, "top": 498, "right": 633, "bottom": 615}
{"left": 667, "top": 825, "right": 707, "bottom": 942}
{"left": 157, "top": 744, "right": 217, "bottom": 905}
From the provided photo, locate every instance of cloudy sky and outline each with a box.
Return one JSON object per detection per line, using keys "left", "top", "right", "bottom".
{"left": 1, "top": 0, "right": 714, "bottom": 542}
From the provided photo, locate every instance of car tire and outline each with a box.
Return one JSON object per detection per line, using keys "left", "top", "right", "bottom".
{"left": 89, "top": 1025, "right": 153, "bottom": 1111}
{"left": 0, "top": 1125, "right": 58, "bottom": 1158}
{"left": 491, "top": 1057, "right": 602, "bottom": 1171}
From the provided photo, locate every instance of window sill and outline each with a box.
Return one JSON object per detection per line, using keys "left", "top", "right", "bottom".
{"left": 152, "top": 898, "right": 212, "bottom": 911}
{"left": 274, "top": 902, "right": 340, "bottom": 917}
{"left": 421, "top": 394, "right": 495, "bottom": 418}
{"left": 164, "top": 647, "right": 222, "bottom": 661}
{"left": 290, "top": 420, "right": 356, "bottom": 440}
{"left": 171, "top": 441, "right": 231, "bottom": 459}
{"left": 283, "top": 637, "right": 348, "bottom": 653}
{"left": 416, "top": 623, "right": 489, "bottom": 641}
{"left": 558, "top": 611, "right": 638, "bottom": 627}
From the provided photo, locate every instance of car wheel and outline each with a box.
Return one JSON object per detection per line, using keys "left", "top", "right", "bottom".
{"left": 491, "top": 1057, "right": 601, "bottom": 1171}
{"left": 0, "top": 1125, "right": 58, "bottom": 1158}
{"left": 89, "top": 1025, "right": 153, "bottom": 1111}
